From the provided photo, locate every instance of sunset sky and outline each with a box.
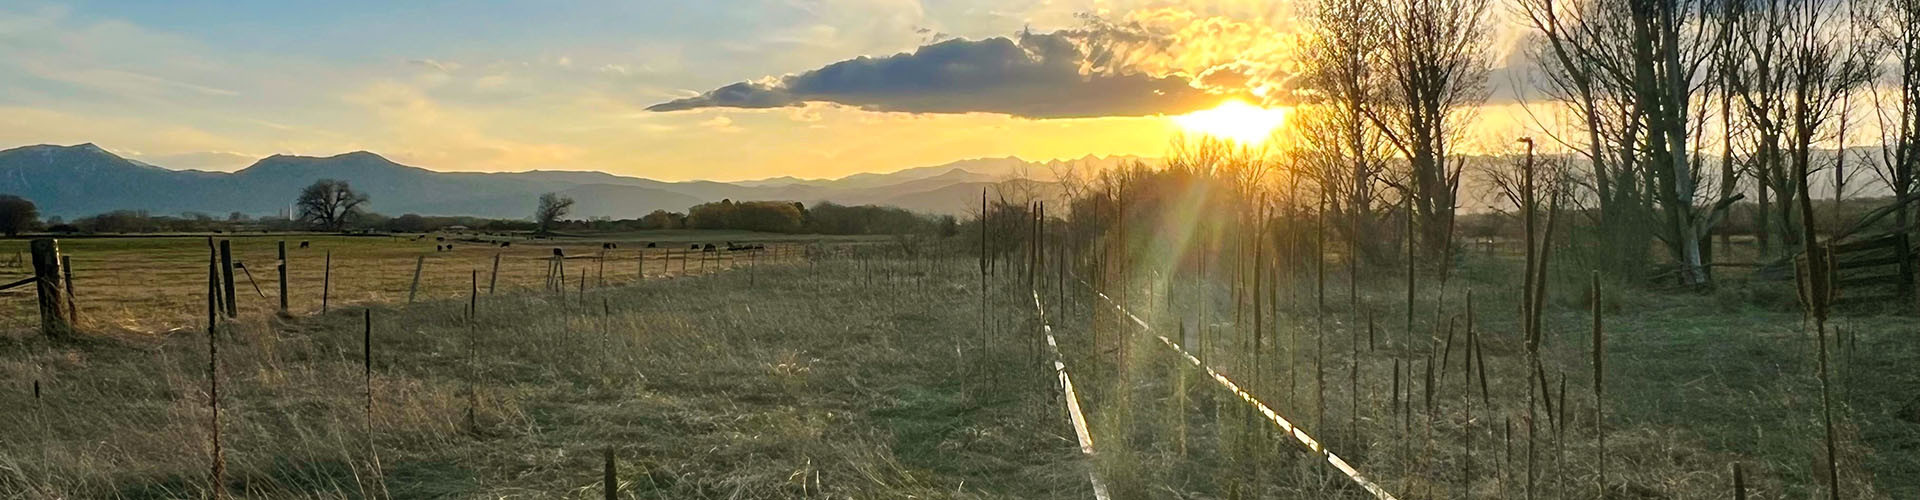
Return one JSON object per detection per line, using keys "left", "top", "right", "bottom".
{"left": 0, "top": 0, "right": 1547, "bottom": 181}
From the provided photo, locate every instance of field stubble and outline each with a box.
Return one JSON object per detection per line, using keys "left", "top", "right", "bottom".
{"left": 0, "top": 250, "right": 1091, "bottom": 498}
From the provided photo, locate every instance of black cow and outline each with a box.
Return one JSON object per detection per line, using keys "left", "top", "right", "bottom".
{"left": 500, "top": 241, "right": 512, "bottom": 247}
{"left": 702, "top": 243, "right": 716, "bottom": 252}
{"left": 689, "top": 244, "right": 700, "bottom": 250}
{"left": 298, "top": 241, "right": 310, "bottom": 249}
{"left": 645, "top": 242, "right": 657, "bottom": 248}
{"left": 552, "top": 248, "right": 565, "bottom": 257}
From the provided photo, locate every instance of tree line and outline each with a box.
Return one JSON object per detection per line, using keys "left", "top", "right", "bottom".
{"left": 1265, "top": 0, "right": 1913, "bottom": 287}
{"left": 954, "top": 0, "right": 1916, "bottom": 292}
{"left": 0, "top": 181, "right": 954, "bottom": 237}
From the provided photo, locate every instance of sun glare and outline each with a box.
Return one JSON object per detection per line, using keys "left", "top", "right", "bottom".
{"left": 1172, "top": 100, "right": 1287, "bottom": 145}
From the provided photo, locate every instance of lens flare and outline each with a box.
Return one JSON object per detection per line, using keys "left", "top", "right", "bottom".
{"left": 1171, "top": 100, "right": 1287, "bottom": 145}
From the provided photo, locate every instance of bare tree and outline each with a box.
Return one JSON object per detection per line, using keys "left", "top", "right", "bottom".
{"left": 0, "top": 195, "right": 38, "bottom": 237}
{"left": 1522, "top": 0, "right": 1731, "bottom": 285}
{"left": 1868, "top": 0, "right": 1920, "bottom": 231}
{"left": 535, "top": 192, "right": 574, "bottom": 235}
{"left": 1520, "top": 0, "right": 1657, "bottom": 277}
{"left": 1369, "top": 0, "right": 1491, "bottom": 259}
{"left": 295, "top": 179, "right": 368, "bottom": 232}
{"left": 1301, "top": 0, "right": 1398, "bottom": 265}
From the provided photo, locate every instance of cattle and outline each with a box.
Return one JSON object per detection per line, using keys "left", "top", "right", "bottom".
{"left": 298, "top": 241, "right": 310, "bottom": 249}
{"left": 552, "top": 248, "right": 565, "bottom": 257}
{"left": 702, "top": 243, "right": 716, "bottom": 252}
{"left": 645, "top": 242, "right": 657, "bottom": 248}
{"left": 601, "top": 242, "right": 618, "bottom": 250}
{"left": 690, "top": 244, "right": 700, "bottom": 250}
{"left": 435, "top": 236, "right": 445, "bottom": 242}
{"left": 499, "top": 241, "right": 512, "bottom": 247}
{"left": 436, "top": 245, "right": 444, "bottom": 252}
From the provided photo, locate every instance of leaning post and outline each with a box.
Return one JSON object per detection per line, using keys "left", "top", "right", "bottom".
{"left": 407, "top": 255, "right": 426, "bottom": 304}
{"left": 322, "top": 251, "right": 332, "bottom": 313}
{"left": 60, "top": 254, "right": 78, "bottom": 323}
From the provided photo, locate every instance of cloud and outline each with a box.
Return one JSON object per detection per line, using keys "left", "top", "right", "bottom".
{"left": 125, "top": 150, "right": 259, "bottom": 171}
{"left": 698, "top": 115, "right": 744, "bottom": 133}
{"left": 408, "top": 59, "right": 462, "bottom": 72}
{"left": 648, "top": 30, "right": 1245, "bottom": 119}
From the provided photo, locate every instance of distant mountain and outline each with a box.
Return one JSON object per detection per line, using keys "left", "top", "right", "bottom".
{"left": 0, "top": 143, "right": 227, "bottom": 217}
{"left": 737, "top": 154, "right": 1150, "bottom": 190}
{"left": 0, "top": 143, "right": 1110, "bottom": 219}
{"left": 872, "top": 179, "right": 1068, "bottom": 216}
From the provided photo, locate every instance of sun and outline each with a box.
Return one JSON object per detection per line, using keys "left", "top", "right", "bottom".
{"left": 1171, "top": 100, "right": 1287, "bottom": 145}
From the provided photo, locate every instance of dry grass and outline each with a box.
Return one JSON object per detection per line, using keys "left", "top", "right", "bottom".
{"left": 1057, "top": 252, "right": 1918, "bottom": 499}
{"left": 0, "top": 252, "right": 1086, "bottom": 498}
{"left": 3, "top": 232, "right": 1915, "bottom": 498}
{"left": 0, "top": 231, "right": 854, "bottom": 335}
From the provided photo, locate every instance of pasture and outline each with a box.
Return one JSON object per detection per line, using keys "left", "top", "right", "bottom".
{"left": 0, "top": 232, "right": 1913, "bottom": 498}
{"left": 0, "top": 231, "right": 869, "bottom": 335}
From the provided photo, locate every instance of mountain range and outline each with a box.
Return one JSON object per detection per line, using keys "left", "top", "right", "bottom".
{"left": 0, "top": 144, "right": 1146, "bottom": 220}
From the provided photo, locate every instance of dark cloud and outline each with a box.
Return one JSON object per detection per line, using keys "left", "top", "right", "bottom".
{"left": 648, "top": 32, "right": 1244, "bottom": 119}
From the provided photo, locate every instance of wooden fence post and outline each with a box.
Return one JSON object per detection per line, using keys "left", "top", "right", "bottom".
{"left": 219, "top": 240, "right": 237, "bottom": 317}
{"left": 207, "top": 238, "right": 221, "bottom": 322}
{"left": 407, "top": 255, "right": 425, "bottom": 304}
{"left": 277, "top": 241, "right": 289, "bottom": 315}
{"left": 29, "top": 239, "right": 70, "bottom": 338}
{"left": 1898, "top": 232, "right": 1914, "bottom": 301}
{"left": 206, "top": 245, "right": 224, "bottom": 500}
{"left": 603, "top": 447, "right": 617, "bottom": 500}
{"left": 489, "top": 253, "right": 500, "bottom": 295}
{"left": 60, "top": 254, "right": 77, "bottom": 323}
{"left": 322, "top": 251, "right": 332, "bottom": 313}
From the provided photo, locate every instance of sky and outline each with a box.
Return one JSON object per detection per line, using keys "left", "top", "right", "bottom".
{"left": 0, "top": 0, "right": 1552, "bottom": 181}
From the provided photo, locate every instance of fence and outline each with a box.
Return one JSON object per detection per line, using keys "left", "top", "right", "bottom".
{"left": 1080, "top": 280, "right": 1400, "bottom": 500}
{"left": 1031, "top": 288, "right": 1112, "bottom": 500}
{"left": 1819, "top": 232, "right": 1915, "bottom": 305}
{"left": 1, "top": 237, "right": 810, "bottom": 337}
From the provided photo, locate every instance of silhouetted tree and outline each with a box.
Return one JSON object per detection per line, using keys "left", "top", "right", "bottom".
{"left": 535, "top": 192, "right": 574, "bottom": 234}
{"left": 639, "top": 210, "right": 685, "bottom": 229}
{"left": 687, "top": 199, "right": 805, "bottom": 233}
{"left": 1371, "top": 0, "right": 1491, "bottom": 259}
{"left": 0, "top": 195, "right": 38, "bottom": 237}
{"left": 295, "top": 179, "right": 369, "bottom": 231}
